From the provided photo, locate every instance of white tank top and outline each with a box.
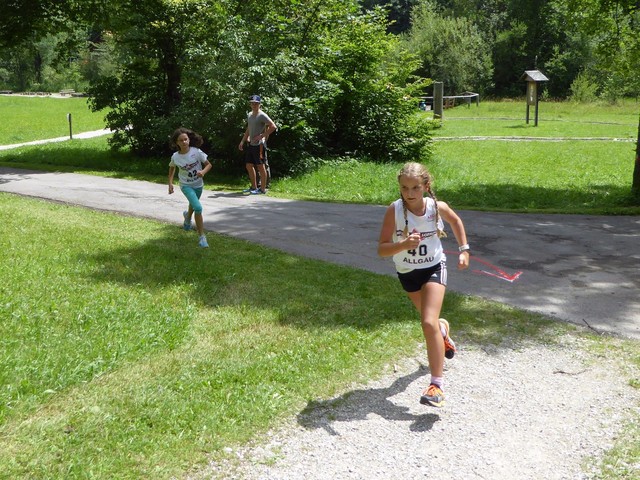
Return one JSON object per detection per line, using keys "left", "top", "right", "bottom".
{"left": 391, "top": 197, "right": 445, "bottom": 273}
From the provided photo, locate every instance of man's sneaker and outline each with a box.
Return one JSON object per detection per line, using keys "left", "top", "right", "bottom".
{"left": 440, "top": 318, "right": 457, "bottom": 359}
{"left": 242, "top": 187, "right": 252, "bottom": 193}
{"left": 250, "top": 189, "right": 266, "bottom": 195}
{"left": 182, "top": 211, "right": 193, "bottom": 231}
{"left": 198, "top": 236, "right": 209, "bottom": 248}
{"left": 420, "top": 384, "right": 446, "bottom": 408}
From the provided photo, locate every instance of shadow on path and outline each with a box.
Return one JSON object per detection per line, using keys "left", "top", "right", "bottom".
{"left": 297, "top": 365, "right": 439, "bottom": 434}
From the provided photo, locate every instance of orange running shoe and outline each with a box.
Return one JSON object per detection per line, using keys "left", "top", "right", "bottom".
{"left": 439, "top": 318, "right": 457, "bottom": 359}
{"left": 420, "top": 384, "right": 445, "bottom": 407}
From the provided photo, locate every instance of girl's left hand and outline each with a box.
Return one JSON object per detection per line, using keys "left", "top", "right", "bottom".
{"left": 196, "top": 170, "right": 205, "bottom": 177}
{"left": 458, "top": 252, "right": 470, "bottom": 270}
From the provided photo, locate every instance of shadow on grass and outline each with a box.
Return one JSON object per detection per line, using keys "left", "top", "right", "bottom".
{"left": 2, "top": 141, "right": 639, "bottom": 213}
{"left": 0, "top": 142, "right": 250, "bottom": 188}
{"left": 438, "top": 183, "right": 640, "bottom": 214}
{"left": 0, "top": 141, "right": 164, "bottom": 176}
{"left": 80, "top": 223, "right": 562, "bottom": 350}
{"left": 82, "top": 224, "right": 413, "bottom": 331}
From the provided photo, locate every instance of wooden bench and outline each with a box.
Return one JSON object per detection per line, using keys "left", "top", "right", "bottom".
{"left": 59, "top": 89, "right": 75, "bottom": 96}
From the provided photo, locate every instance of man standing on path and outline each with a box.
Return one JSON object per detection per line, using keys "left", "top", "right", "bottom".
{"left": 238, "top": 95, "right": 277, "bottom": 195}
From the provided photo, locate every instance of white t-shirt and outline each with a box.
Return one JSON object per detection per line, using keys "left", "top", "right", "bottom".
{"left": 391, "top": 197, "right": 445, "bottom": 273}
{"left": 169, "top": 147, "right": 208, "bottom": 188}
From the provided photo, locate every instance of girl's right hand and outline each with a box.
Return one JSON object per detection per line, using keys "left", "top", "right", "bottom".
{"left": 404, "top": 229, "right": 421, "bottom": 249}
{"left": 168, "top": 184, "right": 174, "bottom": 194}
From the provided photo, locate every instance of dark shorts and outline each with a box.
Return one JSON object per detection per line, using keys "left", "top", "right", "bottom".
{"left": 397, "top": 261, "right": 447, "bottom": 292}
{"left": 245, "top": 143, "right": 268, "bottom": 166}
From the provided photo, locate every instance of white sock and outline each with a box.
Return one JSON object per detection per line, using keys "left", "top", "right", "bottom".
{"left": 430, "top": 376, "right": 443, "bottom": 388}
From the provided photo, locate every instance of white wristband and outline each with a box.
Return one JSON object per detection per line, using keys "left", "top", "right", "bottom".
{"left": 458, "top": 244, "right": 470, "bottom": 252}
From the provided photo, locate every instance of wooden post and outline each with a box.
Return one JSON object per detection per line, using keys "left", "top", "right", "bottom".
{"left": 633, "top": 111, "right": 640, "bottom": 197}
{"left": 434, "top": 82, "right": 444, "bottom": 120}
{"left": 526, "top": 82, "right": 537, "bottom": 125}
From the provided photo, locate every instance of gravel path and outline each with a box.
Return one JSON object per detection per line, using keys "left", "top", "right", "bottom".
{"left": 191, "top": 334, "right": 639, "bottom": 480}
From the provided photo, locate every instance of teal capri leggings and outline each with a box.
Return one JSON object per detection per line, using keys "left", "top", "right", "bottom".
{"left": 180, "top": 185, "right": 204, "bottom": 214}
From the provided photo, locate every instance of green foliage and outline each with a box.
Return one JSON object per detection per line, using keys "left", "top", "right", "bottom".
{"left": 492, "top": 21, "right": 529, "bottom": 97}
{"left": 405, "top": 1, "right": 494, "bottom": 95}
{"left": 569, "top": 71, "right": 599, "bottom": 103}
{"left": 0, "top": 1, "right": 70, "bottom": 48}
{"left": 360, "top": 0, "right": 421, "bottom": 34}
{"left": 561, "top": 0, "right": 640, "bottom": 101}
{"left": 542, "top": 2, "right": 596, "bottom": 98}
{"left": 4, "top": 0, "right": 640, "bottom": 107}
{"left": 0, "top": 30, "right": 96, "bottom": 93}
{"left": 85, "top": 0, "right": 432, "bottom": 173}
{"left": 0, "top": 194, "right": 430, "bottom": 477}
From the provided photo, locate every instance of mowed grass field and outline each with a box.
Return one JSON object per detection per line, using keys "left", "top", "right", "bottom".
{"left": 1, "top": 194, "right": 637, "bottom": 479}
{"left": 1, "top": 96, "right": 637, "bottom": 214}
{"left": 0, "top": 95, "right": 108, "bottom": 143}
{"left": 0, "top": 95, "right": 638, "bottom": 478}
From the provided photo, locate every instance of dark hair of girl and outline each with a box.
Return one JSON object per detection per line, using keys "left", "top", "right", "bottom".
{"left": 170, "top": 127, "right": 204, "bottom": 150}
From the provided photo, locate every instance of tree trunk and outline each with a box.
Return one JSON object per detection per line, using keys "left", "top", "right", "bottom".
{"left": 159, "top": 35, "right": 181, "bottom": 111}
{"left": 634, "top": 111, "right": 640, "bottom": 198}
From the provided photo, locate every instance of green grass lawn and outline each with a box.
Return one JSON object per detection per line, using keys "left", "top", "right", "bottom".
{"left": 0, "top": 95, "right": 107, "bottom": 144}
{"left": 0, "top": 97, "right": 638, "bottom": 477}
{"left": 0, "top": 194, "right": 637, "bottom": 479}
{"left": 432, "top": 97, "right": 638, "bottom": 138}
{"left": 1, "top": 98, "right": 637, "bottom": 215}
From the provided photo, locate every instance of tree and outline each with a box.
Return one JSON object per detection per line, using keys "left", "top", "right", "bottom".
{"left": 0, "top": 0, "right": 68, "bottom": 48}
{"left": 563, "top": 0, "right": 640, "bottom": 198}
{"left": 360, "top": 0, "right": 421, "bottom": 33}
{"left": 562, "top": 0, "right": 640, "bottom": 100}
{"left": 76, "top": 0, "right": 431, "bottom": 172}
{"left": 405, "top": 1, "right": 493, "bottom": 95}
{"left": 634, "top": 112, "right": 640, "bottom": 197}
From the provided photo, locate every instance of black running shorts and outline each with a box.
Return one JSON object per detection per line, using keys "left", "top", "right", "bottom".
{"left": 397, "top": 261, "right": 447, "bottom": 292}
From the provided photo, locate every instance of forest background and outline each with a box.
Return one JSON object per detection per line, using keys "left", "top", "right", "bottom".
{"left": 0, "top": 0, "right": 638, "bottom": 188}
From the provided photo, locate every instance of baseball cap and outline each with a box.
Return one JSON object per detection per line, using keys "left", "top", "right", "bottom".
{"left": 249, "top": 95, "right": 261, "bottom": 103}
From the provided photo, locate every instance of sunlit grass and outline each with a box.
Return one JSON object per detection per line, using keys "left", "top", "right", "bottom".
{"left": 2, "top": 193, "right": 597, "bottom": 477}
{"left": 1, "top": 91, "right": 639, "bottom": 477}
{"left": 272, "top": 139, "right": 638, "bottom": 214}
{"left": 2, "top": 99, "right": 637, "bottom": 214}
{"left": 432, "top": 97, "right": 638, "bottom": 138}
{"left": 0, "top": 96, "right": 108, "bottom": 144}
{"left": 0, "top": 194, "right": 637, "bottom": 478}
{"left": 1, "top": 135, "right": 636, "bottom": 214}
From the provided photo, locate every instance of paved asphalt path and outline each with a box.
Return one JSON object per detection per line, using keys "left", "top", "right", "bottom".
{"left": 1, "top": 166, "right": 638, "bottom": 339}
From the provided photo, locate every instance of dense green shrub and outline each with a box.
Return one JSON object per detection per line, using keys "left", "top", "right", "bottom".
{"left": 85, "top": 1, "right": 432, "bottom": 176}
